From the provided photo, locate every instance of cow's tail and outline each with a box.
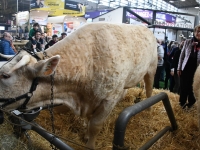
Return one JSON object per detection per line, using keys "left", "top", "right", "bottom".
{"left": 193, "top": 65, "right": 200, "bottom": 129}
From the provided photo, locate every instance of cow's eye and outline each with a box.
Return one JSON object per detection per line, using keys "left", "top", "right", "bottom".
{"left": 1, "top": 73, "right": 10, "bottom": 79}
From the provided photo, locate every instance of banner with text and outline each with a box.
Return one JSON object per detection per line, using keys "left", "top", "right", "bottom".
{"left": 30, "top": 0, "right": 85, "bottom": 16}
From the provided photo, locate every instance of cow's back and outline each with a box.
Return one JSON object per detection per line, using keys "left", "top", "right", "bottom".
{"left": 47, "top": 23, "right": 157, "bottom": 99}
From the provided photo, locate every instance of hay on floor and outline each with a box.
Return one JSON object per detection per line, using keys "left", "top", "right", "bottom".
{"left": 0, "top": 88, "right": 199, "bottom": 150}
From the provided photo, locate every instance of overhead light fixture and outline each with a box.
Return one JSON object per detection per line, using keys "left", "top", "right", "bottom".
{"left": 180, "top": 0, "right": 185, "bottom": 1}
{"left": 169, "top": 0, "right": 174, "bottom": 3}
{"left": 195, "top": 6, "right": 199, "bottom": 8}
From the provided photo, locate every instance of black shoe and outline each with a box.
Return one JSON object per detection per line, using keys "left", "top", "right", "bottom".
{"left": 182, "top": 104, "right": 188, "bottom": 109}
{"left": 179, "top": 103, "right": 186, "bottom": 109}
{"left": 187, "top": 102, "right": 195, "bottom": 108}
{"left": 181, "top": 103, "right": 195, "bottom": 109}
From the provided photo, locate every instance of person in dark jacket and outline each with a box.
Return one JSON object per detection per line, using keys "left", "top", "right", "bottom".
{"left": 170, "top": 41, "right": 184, "bottom": 94}
{"left": 168, "top": 42, "right": 179, "bottom": 92}
{"left": 0, "top": 32, "right": 16, "bottom": 61}
{"left": 45, "top": 35, "right": 58, "bottom": 50}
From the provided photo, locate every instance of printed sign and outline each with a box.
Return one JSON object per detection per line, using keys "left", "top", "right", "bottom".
{"left": 65, "top": 0, "right": 83, "bottom": 12}
{"left": 85, "top": 10, "right": 110, "bottom": 19}
{"left": 30, "top": 0, "right": 85, "bottom": 16}
{"left": 128, "top": 9, "right": 153, "bottom": 19}
{"left": 155, "top": 12, "right": 195, "bottom": 29}
{"left": 16, "top": 11, "right": 29, "bottom": 26}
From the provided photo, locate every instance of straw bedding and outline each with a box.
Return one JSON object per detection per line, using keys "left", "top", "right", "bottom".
{"left": 0, "top": 87, "right": 199, "bottom": 150}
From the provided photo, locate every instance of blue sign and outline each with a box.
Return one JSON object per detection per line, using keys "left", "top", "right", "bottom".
{"left": 85, "top": 10, "right": 111, "bottom": 19}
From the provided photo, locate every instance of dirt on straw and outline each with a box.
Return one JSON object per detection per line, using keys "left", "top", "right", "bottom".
{"left": 0, "top": 87, "right": 199, "bottom": 150}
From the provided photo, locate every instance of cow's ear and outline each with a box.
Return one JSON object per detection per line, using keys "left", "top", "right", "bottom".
{"left": 34, "top": 55, "right": 60, "bottom": 77}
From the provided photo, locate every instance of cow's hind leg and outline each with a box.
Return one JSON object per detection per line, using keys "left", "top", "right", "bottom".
{"left": 85, "top": 100, "right": 117, "bottom": 149}
{"left": 144, "top": 71, "right": 154, "bottom": 98}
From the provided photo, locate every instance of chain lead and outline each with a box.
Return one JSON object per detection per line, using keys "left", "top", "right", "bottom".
{"left": 49, "top": 71, "right": 56, "bottom": 150}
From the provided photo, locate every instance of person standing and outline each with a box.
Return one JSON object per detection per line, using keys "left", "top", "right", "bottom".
{"left": 168, "top": 41, "right": 179, "bottom": 92}
{"left": 154, "top": 39, "right": 164, "bottom": 89}
{"left": 0, "top": 32, "right": 16, "bottom": 61}
{"left": 170, "top": 41, "right": 184, "bottom": 94}
{"left": 177, "top": 25, "right": 200, "bottom": 108}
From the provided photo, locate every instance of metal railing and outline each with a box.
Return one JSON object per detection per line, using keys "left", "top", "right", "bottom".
{"left": 113, "top": 92, "right": 178, "bottom": 150}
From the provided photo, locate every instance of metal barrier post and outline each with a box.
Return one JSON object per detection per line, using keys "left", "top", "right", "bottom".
{"left": 113, "top": 92, "right": 177, "bottom": 150}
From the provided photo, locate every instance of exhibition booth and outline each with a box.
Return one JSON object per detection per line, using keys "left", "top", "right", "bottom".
{"left": 93, "top": 7, "right": 198, "bottom": 41}
{"left": 47, "top": 15, "right": 86, "bottom": 37}
{"left": 14, "top": 10, "right": 86, "bottom": 38}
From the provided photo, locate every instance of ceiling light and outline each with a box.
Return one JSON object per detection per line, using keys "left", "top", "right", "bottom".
{"left": 195, "top": 6, "right": 199, "bottom": 8}
{"left": 181, "top": 0, "right": 185, "bottom": 1}
{"left": 169, "top": 0, "right": 174, "bottom": 3}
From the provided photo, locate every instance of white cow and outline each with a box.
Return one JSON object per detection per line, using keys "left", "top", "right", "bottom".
{"left": 0, "top": 22, "right": 157, "bottom": 149}
{"left": 193, "top": 65, "right": 200, "bottom": 127}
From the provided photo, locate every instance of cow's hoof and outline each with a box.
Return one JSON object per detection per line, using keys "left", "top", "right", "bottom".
{"left": 83, "top": 134, "right": 89, "bottom": 142}
{"left": 134, "top": 97, "right": 141, "bottom": 103}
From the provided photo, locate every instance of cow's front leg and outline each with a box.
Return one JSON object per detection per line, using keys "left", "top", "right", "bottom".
{"left": 85, "top": 100, "right": 117, "bottom": 149}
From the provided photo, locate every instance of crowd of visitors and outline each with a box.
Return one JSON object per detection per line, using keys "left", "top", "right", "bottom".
{"left": 155, "top": 37, "right": 186, "bottom": 93}
{"left": 0, "top": 23, "right": 67, "bottom": 57}
{"left": 154, "top": 24, "right": 200, "bottom": 109}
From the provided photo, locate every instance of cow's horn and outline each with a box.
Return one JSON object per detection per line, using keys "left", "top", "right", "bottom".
{"left": 0, "top": 53, "right": 14, "bottom": 59}
{"left": 9, "top": 55, "right": 31, "bottom": 73}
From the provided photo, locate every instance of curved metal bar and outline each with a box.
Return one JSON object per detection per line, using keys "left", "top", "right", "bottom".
{"left": 113, "top": 92, "right": 178, "bottom": 150}
{"left": 31, "top": 124, "right": 74, "bottom": 150}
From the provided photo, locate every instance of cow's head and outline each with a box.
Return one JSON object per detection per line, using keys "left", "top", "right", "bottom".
{"left": 0, "top": 50, "right": 60, "bottom": 110}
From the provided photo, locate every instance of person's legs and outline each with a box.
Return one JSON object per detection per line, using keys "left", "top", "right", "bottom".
{"left": 179, "top": 71, "right": 189, "bottom": 106}
{"left": 169, "top": 75, "right": 175, "bottom": 92}
{"left": 154, "top": 66, "right": 162, "bottom": 89}
{"left": 164, "top": 63, "right": 170, "bottom": 89}
{"left": 173, "top": 74, "right": 180, "bottom": 94}
{"left": 160, "top": 67, "right": 165, "bottom": 81}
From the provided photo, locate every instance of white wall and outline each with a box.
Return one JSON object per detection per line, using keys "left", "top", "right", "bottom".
{"left": 93, "top": 7, "right": 123, "bottom": 23}
{"left": 178, "top": 8, "right": 198, "bottom": 14}
{"left": 153, "top": 28, "right": 165, "bottom": 41}
{"left": 179, "top": 7, "right": 199, "bottom": 25}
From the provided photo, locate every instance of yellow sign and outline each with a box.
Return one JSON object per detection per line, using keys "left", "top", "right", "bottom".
{"left": 30, "top": 0, "right": 85, "bottom": 16}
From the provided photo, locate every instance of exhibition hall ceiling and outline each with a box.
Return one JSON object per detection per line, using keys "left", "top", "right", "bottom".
{"left": 18, "top": 0, "right": 200, "bottom": 12}
{"left": 163, "top": 0, "right": 199, "bottom": 8}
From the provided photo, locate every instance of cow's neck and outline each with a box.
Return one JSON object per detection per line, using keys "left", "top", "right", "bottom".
{"left": 25, "top": 78, "right": 83, "bottom": 116}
